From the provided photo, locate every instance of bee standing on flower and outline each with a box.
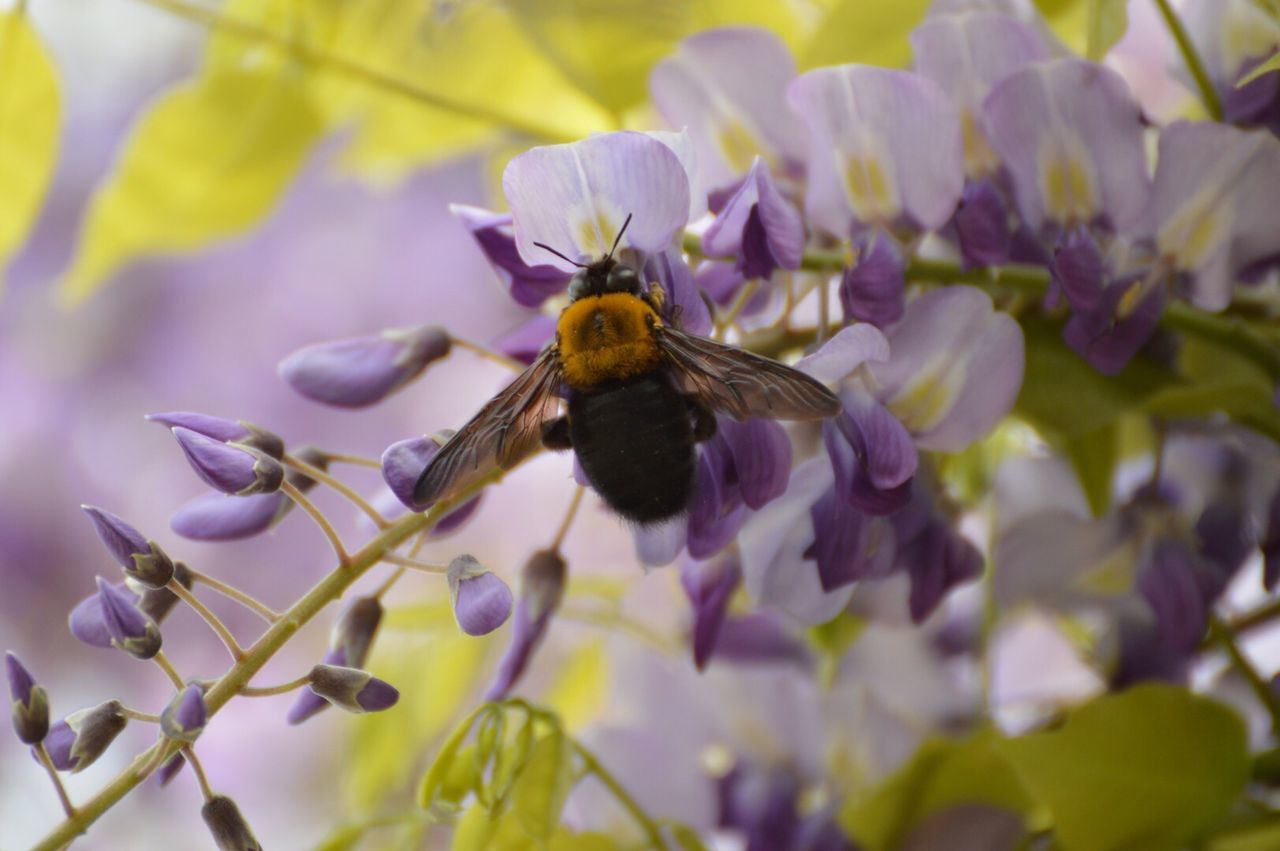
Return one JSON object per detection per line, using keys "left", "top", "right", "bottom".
{"left": 413, "top": 214, "right": 840, "bottom": 523}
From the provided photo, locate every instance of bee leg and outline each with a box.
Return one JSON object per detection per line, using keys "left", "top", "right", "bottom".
{"left": 688, "top": 399, "right": 717, "bottom": 443}
{"left": 541, "top": 417, "right": 573, "bottom": 451}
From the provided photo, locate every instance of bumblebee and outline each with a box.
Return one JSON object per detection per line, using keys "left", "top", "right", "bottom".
{"left": 413, "top": 216, "right": 841, "bottom": 524}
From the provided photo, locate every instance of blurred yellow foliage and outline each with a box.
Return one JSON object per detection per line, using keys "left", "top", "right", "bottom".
{"left": 0, "top": 9, "right": 59, "bottom": 288}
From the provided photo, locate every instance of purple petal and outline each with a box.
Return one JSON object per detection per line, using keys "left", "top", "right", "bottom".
{"left": 496, "top": 315, "right": 557, "bottom": 365}
{"left": 279, "top": 325, "right": 452, "bottom": 408}
{"left": 1063, "top": 280, "right": 1164, "bottom": 375}
{"left": 647, "top": 128, "right": 707, "bottom": 221}
{"left": 720, "top": 418, "right": 792, "bottom": 510}
{"left": 712, "top": 612, "right": 813, "bottom": 668}
{"left": 650, "top": 26, "right": 806, "bottom": 188}
{"left": 696, "top": 260, "right": 746, "bottom": 306}
{"left": 634, "top": 517, "right": 688, "bottom": 568}
{"left": 1149, "top": 121, "right": 1280, "bottom": 310}
{"left": 952, "top": 178, "right": 1013, "bottom": 267}
{"left": 355, "top": 678, "right": 400, "bottom": 712}
{"left": 432, "top": 491, "right": 484, "bottom": 537}
{"left": 839, "top": 231, "right": 905, "bottom": 327}
{"left": 806, "top": 485, "right": 895, "bottom": 591}
{"left": 796, "top": 322, "right": 890, "bottom": 383}
{"left": 80, "top": 505, "right": 150, "bottom": 568}
{"left": 160, "top": 685, "right": 207, "bottom": 742}
{"left": 42, "top": 720, "right": 77, "bottom": 771}
{"left": 870, "top": 286, "right": 1025, "bottom": 451}
{"left": 485, "top": 550, "right": 565, "bottom": 700}
{"left": 381, "top": 434, "right": 441, "bottom": 510}
{"left": 1051, "top": 227, "right": 1106, "bottom": 314}
{"left": 911, "top": 11, "right": 1050, "bottom": 177}
{"left": 983, "top": 58, "right": 1149, "bottom": 233}
{"left": 645, "top": 249, "right": 712, "bottom": 336}
{"left": 451, "top": 204, "right": 572, "bottom": 308}
{"left": 145, "top": 412, "right": 249, "bottom": 444}
{"left": 680, "top": 556, "right": 741, "bottom": 670}
{"left": 1137, "top": 539, "right": 1208, "bottom": 653}
{"left": 170, "top": 491, "right": 287, "bottom": 541}
{"left": 1108, "top": 607, "right": 1189, "bottom": 688}
{"left": 69, "top": 585, "right": 124, "bottom": 648}
{"left": 156, "top": 754, "right": 185, "bottom": 786}
{"left": 687, "top": 439, "right": 748, "bottom": 560}
{"left": 788, "top": 65, "right": 964, "bottom": 234}
{"left": 5, "top": 652, "right": 37, "bottom": 705}
{"left": 829, "top": 389, "right": 918, "bottom": 495}
{"left": 702, "top": 157, "right": 804, "bottom": 278}
{"left": 96, "top": 577, "right": 152, "bottom": 642}
{"left": 503, "top": 132, "right": 690, "bottom": 268}
{"left": 902, "top": 522, "right": 984, "bottom": 623}
{"left": 447, "top": 556, "right": 514, "bottom": 637}
{"left": 172, "top": 427, "right": 283, "bottom": 496}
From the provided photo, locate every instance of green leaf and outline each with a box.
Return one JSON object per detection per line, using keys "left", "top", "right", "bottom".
{"left": 58, "top": 67, "right": 323, "bottom": 303}
{"left": 1237, "top": 51, "right": 1280, "bottom": 87}
{"left": 800, "top": 0, "right": 933, "bottom": 69}
{"left": 841, "top": 731, "right": 1034, "bottom": 851}
{"left": 1209, "top": 818, "right": 1280, "bottom": 851}
{"left": 1033, "top": 0, "right": 1090, "bottom": 55}
{"left": 1015, "top": 318, "right": 1175, "bottom": 439}
{"left": 511, "top": 729, "right": 576, "bottom": 841}
{"left": 1064, "top": 424, "right": 1117, "bottom": 517}
{"left": 0, "top": 9, "right": 60, "bottom": 287}
{"left": 999, "top": 684, "right": 1249, "bottom": 851}
{"left": 1085, "top": 0, "right": 1129, "bottom": 60}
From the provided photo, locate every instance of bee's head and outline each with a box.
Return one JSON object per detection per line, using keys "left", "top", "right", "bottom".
{"left": 536, "top": 213, "right": 638, "bottom": 303}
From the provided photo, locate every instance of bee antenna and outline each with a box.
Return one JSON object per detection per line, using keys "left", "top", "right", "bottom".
{"left": 606, "top": 213, "right": 633, "bottom": 261}
{"left": 532, "top": 241, "right": 587, "bottom": 268}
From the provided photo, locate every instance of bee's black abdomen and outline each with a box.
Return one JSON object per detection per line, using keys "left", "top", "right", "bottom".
{"left": 569, "top": 376, "right": 696, "bottom": 524}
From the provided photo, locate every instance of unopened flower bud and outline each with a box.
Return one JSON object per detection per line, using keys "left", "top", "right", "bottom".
{"left": 286, "top": 648, "right": 344, "bottom": 726}
{"left": 278, "top": 325, "right": 452, "bottom": 408}
{"left": 96, "top": 577, "right": 162, "bottom": 660}
{"left": 381, "top": 432, "right": 485, "bottom": 527}
{"left": 43, "top": 700, "right": 126, "bottom": 772}
{"left": 331, "top": 596, "right": 384, "bottom": 669}
{"left": 680, "top": 557, "right": 741, "bottom": 671}
{"left": 157, "top": 752, "right": 185, "bottom": 786}
{"left": 147, "top": 412, "right": 285, "bottom": 459}
{"left": 134, "top": 561, "right": 193, "bottom": 623}
{"left": 307, "top": 664, "right": 399, "bottom": 714}
{"left": 172, "top": 427, "right": 284, "bottom": 496}
{"left": 160, "top": 684, "right": 207, "bottom": 743}
{"left": 447, "top": 556, "right": 513, "bottom": 636}
{"left": 202, "top": 795, "right": 263, "bottom": 851}
{"left": 7, "top": 652, "right": 49, "bottom": 744}
{"left": 81, "top": 505, "right": 176, "bottom": 588}
{"left": 485, "top": 549, "right": 566, "bottom": 700}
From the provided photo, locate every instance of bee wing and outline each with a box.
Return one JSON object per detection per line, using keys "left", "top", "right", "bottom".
{"left": 656, "top": 325, "right": 841, "bottom": 422}
{"left": 413, "top": 347, "right": 564, "bottom": 507}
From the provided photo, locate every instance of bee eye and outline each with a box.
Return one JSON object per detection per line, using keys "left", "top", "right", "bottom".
{"left": 568, "top": 270, "right": 590, "bottom": 300}
{"left": 605, "top": 264, "right": 639, "bottom": 294}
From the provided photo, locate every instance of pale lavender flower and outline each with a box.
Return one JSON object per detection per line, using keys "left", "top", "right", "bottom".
{"left": 7, "top": 651, "right": 49, "bottom": 744}
{"left": 447, "top": 555, "right": 514, "bottom": 636}
{"left": 278, "top": 325, "right": 452, "bottom": 408}
{"left": 650, "top": 26, "right": 807, "bottom": 189}
{"left": 702, "top": 157, "right": 804, "bottom": 280}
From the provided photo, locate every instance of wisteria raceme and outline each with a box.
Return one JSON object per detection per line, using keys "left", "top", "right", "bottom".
{"left": 9, "top": 2, "right": 1280, "bottom": 849}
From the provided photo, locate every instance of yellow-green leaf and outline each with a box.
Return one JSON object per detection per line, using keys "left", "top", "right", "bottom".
{"left": 799, "top": 0, "right": 932, "bottom": 70}
{"left": 999, "top": 684, "right": 1249, "bottom": 851}
{"left": 58, "top": 67, "right": 323, "bottom": 303}
{"left": 0, "top": 9, "right": 59, "bottom": 286}
{"left": 1085, "top": 0, "right": 1129, "bottom": 60}
{"left": 511, "top": 730, "right": 575, "bottom": 841}
{"left": 1033, "top": 0, "right": 1090, "bottom": 56}
{"left": 1064, "top": 424, "right": 1118, "bottom": 517}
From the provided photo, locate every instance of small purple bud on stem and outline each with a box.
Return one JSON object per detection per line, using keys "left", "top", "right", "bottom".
{"left": 331, "top": 596, "right": 384, "bottom": 669}
{"left": 81, "top": 505, "right": 176, "bottom": 588}
{"left": 43, "top": 700, "right": 127, "bottom": 772}
{"left": 160, "top": 685, "right": 207, "bottom": 743}
{"left": 146, "top": 412, "right": 285, "bottom": 460}
{"left": 447, "top": 555, "right": 514, "bottom": 636}
{"left": 286, "top": 648, "right": 345, "bottom": 725}
{"left": 485, "top": 549, "right": 566, "bottom": 699}
{"left": 278, "top": 325, "right": 452, "bottom": 408}
{"left": 172, "top": 427, "right": 285, "bottom": 496}
{"left": 96, "top": 577, "right": 163, "bottom": 660}
{"left": 202, "top": 795, "right": 263, "bottom": 851}
{"left": 6, "top": 652, "right": 49, "bottom": 744}
{"left": 307, "top": 665, "right": 400, "bottom": 714}
{"left": 157, "top": 753, "right": 185, "bottom": 786}
{"left": 382, "top": 432, "right": 446, "bottom": 509}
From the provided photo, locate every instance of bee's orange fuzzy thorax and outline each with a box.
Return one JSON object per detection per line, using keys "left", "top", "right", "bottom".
{"left": 557, "top": 293, "right": 663, "bottom": 390}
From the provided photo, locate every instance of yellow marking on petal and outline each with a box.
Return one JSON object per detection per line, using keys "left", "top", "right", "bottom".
{"left": 1075, "top": 539, "right": 1139, "bottom": 596}
{"left": 886, "top": 356, "right": 963, "bottom": 435}
{"left": 961, "top": 110, "right": 1001, "bottom": 177}
{"left": 1037, "top": 135, "right": 1099, "bottom": 226}
{"left": 569, "top": 205, "right": 620, "bottom": 258}
{"left": 717, "top": 119, "right": 762, "bottom": 176}
{"left": 842, "top": 150, "right": 900, "bottom": 224}
{"left": 1157, "top": 196, "right": 1233, "bottom": 273}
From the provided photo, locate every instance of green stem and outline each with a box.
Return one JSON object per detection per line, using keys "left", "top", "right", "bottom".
{"left": 1153, "top": 0, "right": 1225, "bottom": 120}
{"left": 1209, "top": 616, "right": 1280, "bottom": 735}
{"left": 572, "top": 740, "right": 669, "bottom": 850}
{"left": 1223, "top": 597, "right": 1280, "bottom": 640}
{"left": 32, "top": 471, "right": 506, "bottom": 851}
